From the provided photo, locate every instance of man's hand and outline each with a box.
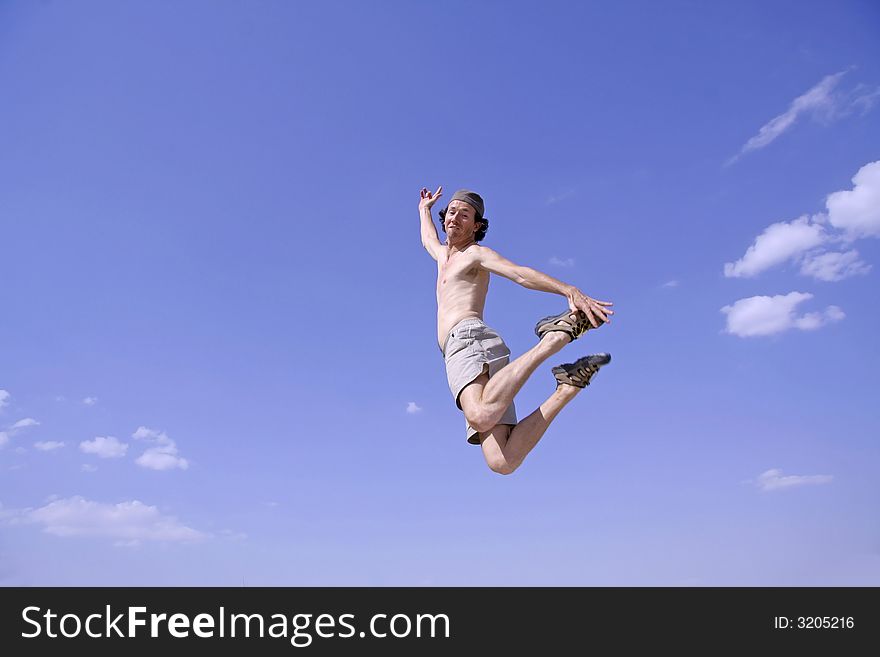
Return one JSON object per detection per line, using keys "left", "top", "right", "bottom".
{"left": 567, "top": 287, "right": 614, "bottom": 328}
{"left": 419, "top": 186, "right": 443, "bottom": 212}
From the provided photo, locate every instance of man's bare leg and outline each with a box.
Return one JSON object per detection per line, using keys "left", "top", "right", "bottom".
{"left": 458, "top": 331, "right": 570, "bottom": 432}
{"left": 479, "top": 384, "right": 581, "bottom": 475}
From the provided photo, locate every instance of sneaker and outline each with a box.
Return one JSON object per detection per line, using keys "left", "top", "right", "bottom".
{"left": 551, "top": 353, "right": 611, "bottom": 388}
{"left": 535, "top": 309, "right": 596, "bottom": 342}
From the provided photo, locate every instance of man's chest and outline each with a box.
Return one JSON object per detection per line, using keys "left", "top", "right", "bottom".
{"left": 438, "top": 255, "right": 483, "bottom": 287}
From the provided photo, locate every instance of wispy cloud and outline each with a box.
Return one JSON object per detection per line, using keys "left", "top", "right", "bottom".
{"left": 721, "top": 292, "right": 844, "bottom": 337}
{"left": 34, "top": 441, "right": 65, "bottom": 452}
{"left": 406, "top": 402, "right": 422, "bottom": 414}
{"left": 662, "top": 280, "right": 679, "bottom": 288}
{"left": 82, "top": 397, "right": 98, "bottom": 406}
{"left": 3, "top": 417, "right": 41, "bottom": 443}
{"left": 20, "top": 496, "right": 207, "bottom": 544}
{"left": 546, "top": 189, "right": 576, "bottom": 205}
{"left": 79, "top": 436, "right": 128, "bottom": 459}
{"left": 218, "top": 529, "right": 247, "bottom": 541}
{"left": 727, "top": 70, "right": 871, "bottom": 164}
{"left": 754, "top": 468, "right": 833, "bottom": 492}
{"left": 549, "top": 256, "right": 575, "bottom": 268}
{"left": 133, "top": 426, "right": 189, "bottom": 471}
{"left": 81, "top": 464, "right": 98, "bottom": 473}
{"left": 851, "top": 84, "right": 880, "bottom": 115}
{"left": 9, "top": 418, "right": 39, "bottom": 432}
{"left": 724, "top": 160, "right": 879, "bottom": 281}
{"left": 799, "top": 249, "right": 871, "bottom": 281}
{"left": 0, "top": 390, "right": 9, "bottom": 412}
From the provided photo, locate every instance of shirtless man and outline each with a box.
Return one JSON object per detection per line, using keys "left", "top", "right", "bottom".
{"left": 419, "top": 186, "right": 614, "bottom": 475}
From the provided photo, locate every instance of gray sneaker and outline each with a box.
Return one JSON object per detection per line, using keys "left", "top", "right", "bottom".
{"left": 535, "top": 309, "right": 595, "bottom": 342}
{"left": 552, "top": 353, "right": 611, "bottom": 388}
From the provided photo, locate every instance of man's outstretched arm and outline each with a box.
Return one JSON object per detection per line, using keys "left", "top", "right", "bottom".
{"left": 475, "top": 246, "right": 614, "bottom": 327}
{"left": 419, "top": 186, "right": 444, "bottom": 261}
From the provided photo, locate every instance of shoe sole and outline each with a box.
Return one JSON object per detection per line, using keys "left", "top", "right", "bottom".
{"left": 552, "top": 353, "right": 612, "bottom": 388}
{"left": 535, "top": 310, "right": 592, "bottom": 341}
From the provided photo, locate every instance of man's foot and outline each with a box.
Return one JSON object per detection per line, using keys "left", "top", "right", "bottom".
{"left": 552, "top": 353, "right": 611, "bottom": 388}
{"left": 535, "top": 309, "right": 596, "bottom": 342}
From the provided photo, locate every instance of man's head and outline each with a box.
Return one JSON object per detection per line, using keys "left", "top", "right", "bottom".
{"left": 439, "top": 189, "right": 489, "bottom": 243}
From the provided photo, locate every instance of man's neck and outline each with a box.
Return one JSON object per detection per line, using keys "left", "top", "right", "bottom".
{"left": 446, "top": 237, "right": 476, "bottom": 254}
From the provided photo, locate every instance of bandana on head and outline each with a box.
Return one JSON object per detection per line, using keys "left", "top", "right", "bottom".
{"left": 450, "top": 189, "right": 485, "bottom": 218}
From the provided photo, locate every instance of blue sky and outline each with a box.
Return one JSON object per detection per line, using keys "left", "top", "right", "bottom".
{"left": 1, "top": 0, "right": 879, "bottom": 585}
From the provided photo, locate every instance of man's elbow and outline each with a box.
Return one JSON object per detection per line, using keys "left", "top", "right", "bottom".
{"left": 422, "top": 240, "right": 441, "bottom": 260}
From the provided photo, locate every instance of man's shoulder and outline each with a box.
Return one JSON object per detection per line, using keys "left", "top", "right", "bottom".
{"left": 471, "top": 244, "right": 503, "bottom": 261}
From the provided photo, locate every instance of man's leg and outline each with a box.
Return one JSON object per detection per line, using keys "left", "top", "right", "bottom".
{"left": 458, "top": 331, "right": 569, "bottom": 432}
{"left": 479, "top": 384, "right": 581, "bottom": 475}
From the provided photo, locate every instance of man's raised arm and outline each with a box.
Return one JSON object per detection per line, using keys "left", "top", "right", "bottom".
{"left": 476, "top": 246, "right": 614, "bottom": 328}
{"left": 419, "top": 186, "right": 444, "bottom": 261}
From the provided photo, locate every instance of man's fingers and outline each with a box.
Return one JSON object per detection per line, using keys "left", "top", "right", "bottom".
{"left": 582, "top": 306, "right": 600, "bottom": 328}
{"left": 435, "top": 186, "right": 443, "bottom": 197}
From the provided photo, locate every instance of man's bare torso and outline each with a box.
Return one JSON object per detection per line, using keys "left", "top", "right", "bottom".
{"left": 436, "top": 244, "right": 489, "bottom": 348}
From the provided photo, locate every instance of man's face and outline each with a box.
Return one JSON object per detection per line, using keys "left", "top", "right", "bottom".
{"left": 445, "top": 200, "right": 479, "bottom": 241}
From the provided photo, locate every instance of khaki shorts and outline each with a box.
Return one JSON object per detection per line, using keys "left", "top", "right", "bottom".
{"left": 441, "top": 318, "right": 518, "bottom": 445}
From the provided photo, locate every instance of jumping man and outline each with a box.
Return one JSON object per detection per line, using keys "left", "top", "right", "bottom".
{"left": 419, "top": 186, "right": 615, "bottom": 475}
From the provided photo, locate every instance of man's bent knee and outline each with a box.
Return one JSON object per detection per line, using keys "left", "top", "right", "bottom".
{"left": 467, "top": 414, "right": 496, "bottom": 434}
{"left": 463, "top": 405, "right": 505, "bottom": 433}
{"left": 486, "top": 456, "right": 516, "bottom": 475}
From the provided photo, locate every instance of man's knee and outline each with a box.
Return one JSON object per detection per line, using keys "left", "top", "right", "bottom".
{"left": 486, "top": 456, "right": 516, "bottom": 476}
{"left": 465, "top": 408, "right": 497, "bottom": 434}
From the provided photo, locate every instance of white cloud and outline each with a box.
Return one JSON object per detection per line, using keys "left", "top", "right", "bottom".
{"left": 0, "top": 390, "right": 9, "bottom": 411}
{"left": 724, "top": 215, "right": 826, "bottom": 278}
{"left": 799, "top": 249, "right": 871, "bottom": 281}
{"left": 549, "top": 256, "right": 576, "bottom": 267}
{"left": 34, "top": 441, "right": 65, "bottom": 452}
{"left": 662, "top": 280, "right": 679, "bottom": 288}
{"left": 218, "top": 529, "right": 247, "bottom": 541}
{"left": 23, "top": 496, "right": 207, "bottom": 543}
{"left": 826, "top": 160, "right": 880, "bottom": 239}
{"left": 851, "top": 85, "right": 880, "bottom": 115}
{"left": 792, "top": 305, "right": 845, "bottom": 331}
{"left": 132, "top": 426, "right": 167, "bottom": 442}
{"left": 730, "top": 71, "right": 847, "bottom": 162}
{"left": 721, "top": 292, "right": 844, "bottom": 337}
{"left": 136, "top": 448, "right": 189, "bottom": 471}
{"left": 755, "top": 468, "right": 833, "bottom": 492}
{"left": 79, "top": 436, "right": 128, "bottom": 459}
{"left": 725, "top": 160, "right": 880, "bottom": 281}
{"left": 546, "top": 189, "right": 576, "bottom": 205}
{"left": 10, "top": 418, "right": 40, "bottom": 432}
{"left": 0, "top": 432, "right": 7, "bottom": 448}
{"left": 406, "top": 402, "right": 423, "bottom": 414}
{"left": 81, "top": 464, "right": 98, "bottom": 473}
{"left": 133, "top": 426, "right": 188, "bottom": 471}
{"left": 82, "top": 397, "right": 98, "bottom": 406}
